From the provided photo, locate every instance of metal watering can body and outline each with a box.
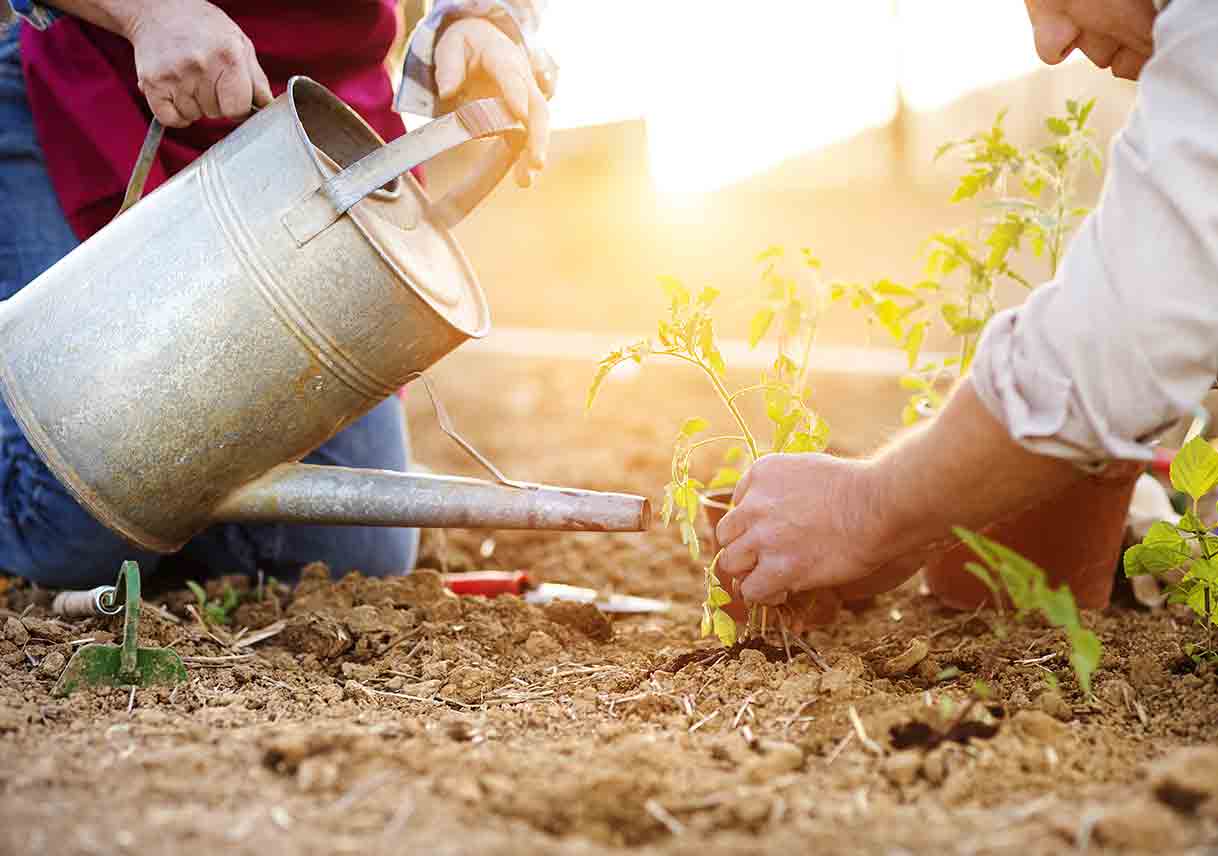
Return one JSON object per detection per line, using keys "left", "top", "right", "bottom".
{"left": 0, "top": 78, "right": 648, "bottom": 553}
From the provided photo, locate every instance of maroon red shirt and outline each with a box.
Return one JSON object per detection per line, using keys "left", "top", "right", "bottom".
{"left": 20, "top": 0, "right": 406, "bottom": 240}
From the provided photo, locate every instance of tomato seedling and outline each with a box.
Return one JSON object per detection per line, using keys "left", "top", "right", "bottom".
{"left": 1125, "top": 436, "right": 1218, "bottom": 664}
{"left": 587, "top": 249, "right": 831, "bottom": 645}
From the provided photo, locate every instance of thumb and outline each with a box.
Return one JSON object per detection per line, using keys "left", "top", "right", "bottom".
{"left": 434, "top": 30, "right": 470, "bottom": 100}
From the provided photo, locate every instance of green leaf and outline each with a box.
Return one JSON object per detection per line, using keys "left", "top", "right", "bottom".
{"left": 712, "top": 608, "right": 738, "bottom": 647}
{"left": 952, "top": 170, "right": 990, "bottom": 202}
{"left": 801, "top": 248, "right": 822, "bottom": 268}
{"left": 756, "top": 246, "right": 784, "bottom": 263}
{"left": 940, "top": 303, "right": 985, "bottom": 335}
{"left": 698, "top": 286, "right": 720, "bottom": 306}
{"left": 709, "top": 467, "right": 740, "bottom": 489}
{"left": 1184, "top": 556, "right": 1218, "bottom": 585}
{"left": 723, "top": 446, "right": 744, "bottom": 465}
{"left": 708, "top": 586, "right": 732, "bottom": 608}
{"left": 683, "top": 479, "right": 702, "bottom": 523}
{"left": 1123, "top": 522, "right": 1190, "bottom": 577}
{"left": 1069, "top": 627, "right": 1101, "bottom": 695}
{"left": 186, "top": 581, "right": 208, "bottom": 608}
{"left": 985, "top": 218, "right": 1025, "bottom": 269}
{"left": 933, "top": 140, "right": 957, "bottom": 162}
{"left": 586, "top": 361, "right": 615, "bottom": 411}
{"left": 1040, "top": 585, "right": 1079, "bottom": 630}
{"left": 1171, "top": 436, "right": 1218, "bottom": 501}
{"left": 903, "top": 322, "right": 927, "bottom": 370}
{"left": 872, "top": 300, "right": 906, "bottom": 343}
{"left": 659, "top": 275, "right": 690, "bottom": 308}
{"left": 1046, "top": 116, "right": 1071, "bottom": 137}
{"left": 680, "top": 417, "right": 710, "bottom": 437}
{"left": 872, "top": 279, "right": 916, "bottom": 298}
{"left": 749, "top": 309, "right": 775, "bottom": 348}
{"left": 1078, "top": 98, "right": 1096, "bottom": 127}
{"left": 700, "top": 608, "right": 712, "bottom": 638}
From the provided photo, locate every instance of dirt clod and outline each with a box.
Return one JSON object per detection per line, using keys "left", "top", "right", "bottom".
{"left": 4, "top": 616, "right": 28, "bottom": 646}
{"left": 34, "top": 650, "right": 65, "bottom": 679}
{"left": 1034, "top": 689, "right": 1073, "bottom": 721}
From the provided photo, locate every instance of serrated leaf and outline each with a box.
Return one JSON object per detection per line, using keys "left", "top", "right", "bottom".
{"left": 940, "top": 303, "right": 985, "bottom": 336}
{"left": 680, "top": 417, "right": 710, "bottom": 437}
{"left": 659, "top": 275, "right": 690, "bottom": 308}
{"left": 1046, "top": 116, "right": 1071, "bottom": 137}
{"left": 698, "top": 286, "right": 720, "bottom": 306}
{"left": 951, "top": 170, "right": 990, "bottom": 202}
{"left": 712, "top": 608, "right": 737, "bottom": 647}
{"left": 749, "top": 309, "right": 774, "bottom": 348}
{"left": 872, "top": 300, "right": 906, "bottom": 343}
{"left": 1124, "top": 522, "right": 1190, "bottom": 577}
{"left": 872, "top": 279, "right": 916, "bottom": 298}
{"left": 1171, "top": 436, "right": 1218, "bottom": 501}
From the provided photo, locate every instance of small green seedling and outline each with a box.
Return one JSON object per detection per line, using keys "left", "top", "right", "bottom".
{"left": 956, "top": 527, "right": 1102, "bottom": 695}
{"left": 1125, "top": 436, "right": 1218, "bottom": 664}
{"left": 588, "top": 249, "right": 832, "bottom": 645}
{"left": 835, "top": 98, "right": 1104, "bottom": 424}
{"left": 186, "top": 580, "right": 240, "bottom": 626}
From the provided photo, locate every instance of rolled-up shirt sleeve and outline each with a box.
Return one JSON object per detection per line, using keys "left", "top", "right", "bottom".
{"left": 972, "top": 0, "right": 1218, "bottom": 464}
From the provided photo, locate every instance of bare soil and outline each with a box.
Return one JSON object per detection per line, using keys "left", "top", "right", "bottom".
{"left": 2, "top": 354, "right": 1217, "bottom": 855}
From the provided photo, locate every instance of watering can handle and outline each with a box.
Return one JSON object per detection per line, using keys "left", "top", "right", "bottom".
{"left": 282, "top": 97, "right": 525, "bottom": 246}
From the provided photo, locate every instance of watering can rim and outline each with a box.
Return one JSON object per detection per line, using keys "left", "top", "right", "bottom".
{"left": 283, "top": 75, "right": 492, "bottom": 341}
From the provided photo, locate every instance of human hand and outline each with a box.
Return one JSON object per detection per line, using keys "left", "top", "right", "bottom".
{"left": 715, "top": 453, "right": 923, "bottom": 622}
{"left": 435, "top": 18, "right": 550, "bottom": 187}
{"left": 125, "top": 0, "right": 273, "bottom": 128}
{"left": 1024, "top": 0, "right": 1156, "bottom": 80}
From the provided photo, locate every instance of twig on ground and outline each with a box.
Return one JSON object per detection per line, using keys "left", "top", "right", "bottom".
{"left": 233, "top": 620, "right": 286, "bottom": 649}
{"left": 780, "top": 699, "right": 818, "bottom": 738}
{"left": 645, "top": 799, "right": 685, "bottom": 836}
{"left": 732, "top": 695, "right": 754, "bottom": 729}
{"left": 826, "top": 730, "right": 854, "bottom": 765}
{"left": 688, "top": 710, "right": 719, "bottom": 733}
{"left": 848, "top": 706, "right": 884, "bottom": 756}
{"left": 126, "top": 686, "right": 136, "bottom": 715}
{"left": 181, "top": 653, "right": 256, "bottom": 666}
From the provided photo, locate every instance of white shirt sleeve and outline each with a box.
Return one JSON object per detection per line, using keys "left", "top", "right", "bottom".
{"left": 971, "top": 0, "right": 1218, "bottom": 464}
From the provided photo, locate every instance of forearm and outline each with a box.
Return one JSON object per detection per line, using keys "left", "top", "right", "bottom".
{"left": 866, "top": 380, "right": 1082, "bottom": 566}
{"left": 19, "top": 0, "right": 149, "bottom": 37}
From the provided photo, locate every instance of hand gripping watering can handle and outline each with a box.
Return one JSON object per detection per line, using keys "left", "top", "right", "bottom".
{"left": 282, "top": 98, "right": 526, "bottom": 246}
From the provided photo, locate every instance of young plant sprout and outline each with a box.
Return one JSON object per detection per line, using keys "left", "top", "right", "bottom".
{"left": 956, "top": 528, "right": 1102, "bottom": 695}
{"left": 587, "top": 249, "right": 831, "bottom": 646}
{"left": 1125, "top": 436, "right": 1218, "bottom": 664}
{"left": 835, "top": 98, "right": 1104, "bottom": 424}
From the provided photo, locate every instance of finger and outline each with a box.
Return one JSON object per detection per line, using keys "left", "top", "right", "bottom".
{"left": 524, "top": 78, "right": 549, "bottom": 171}
{"left": 1029, "top": 9, "right": 1080, "bottom": 65}
{"left": 514, "top": 155, "right": 533, "bottom": 189}
{"left": 717, "top": 529, "right": 761, "bottom": 577}
{"left": 740, "top": 557, "right": 793, "bottom": 604}
{"left": 1110, "top": 47, "right": 1148, "bottom": 81}
{"left": 215, "top": 65, "right": 253, "bottom": 119}
{"left": 1074, "top": 30, "right": 1120, "bottom": 70}
{"left": 172, "top": 90, "right": 204, "bottom": 125}
{"left": 482, "top": 48, "right": 531, "bottom": 125}
{"left": 730, "top": 466, "right": 754, "bottom": 507}
{"left": 194, "top": 71, "right": 224, "bottom": 119}
{"left": 434, "top": 27, "right": 471, "bottom": 101}
{"left": 249, "top": 47, "right": 274, "bottom": 107}
{"left": 715, "top": 504, "right": 753, "bottom": 550}
{"left": 146, "top": 92, "right": 189, "bottom": 128}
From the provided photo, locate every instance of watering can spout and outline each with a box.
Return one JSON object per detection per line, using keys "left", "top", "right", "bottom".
{"left": 213, "top": 463, "right": 652, "bottom": 533}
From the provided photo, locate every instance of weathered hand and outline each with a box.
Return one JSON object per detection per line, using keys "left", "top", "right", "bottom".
{"left": 435, "top": 18, "right": 550, "bottom": 187}
{"left": 715, "top": 453, "right": 922, "bottom": 621}
{"left": 126, "top": 0, "right": 273, "bottom": 128}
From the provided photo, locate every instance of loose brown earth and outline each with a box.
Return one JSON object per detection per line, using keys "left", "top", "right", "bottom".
{"left": 2, "top": 354, "right": 1217, "bottom": 855}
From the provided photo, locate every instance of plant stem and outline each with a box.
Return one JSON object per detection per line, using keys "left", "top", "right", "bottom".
{"left": 665, "top": 352, "right": 761, "bottom": 461}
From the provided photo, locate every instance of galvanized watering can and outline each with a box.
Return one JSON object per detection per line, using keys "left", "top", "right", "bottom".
{"left": 0, "top": 77, "right": 649, "bottom": 553}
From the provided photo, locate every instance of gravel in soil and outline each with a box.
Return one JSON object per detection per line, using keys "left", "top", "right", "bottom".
{"left": 2, "top": 355, "right": 1217, "bottom": 855}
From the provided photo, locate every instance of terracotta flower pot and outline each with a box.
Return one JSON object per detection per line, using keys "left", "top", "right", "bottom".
{"left": 924, "top": 462, "right": 1143, "bottom": 611}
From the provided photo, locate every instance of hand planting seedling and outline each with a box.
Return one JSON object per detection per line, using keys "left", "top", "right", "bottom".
{"left": 588, "top": 250, "right": 831, "bottom": 646}
{"left": 956, "top": 528, "right": 1102, "bottom": 695}
{"left": 1125, "top": 436, "right": 1218, "bottom": 664}
{"left": 834, "top": 99, "right": 1103, "bottom": 424}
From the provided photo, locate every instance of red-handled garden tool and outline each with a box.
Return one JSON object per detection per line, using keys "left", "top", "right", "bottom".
{"left": 443, "top": 571, "right": 668, "bottom": 614}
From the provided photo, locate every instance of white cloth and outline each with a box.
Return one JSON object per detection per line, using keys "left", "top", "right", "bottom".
{"left": 972, "top": 0, "right": 1218, "bottom": 464}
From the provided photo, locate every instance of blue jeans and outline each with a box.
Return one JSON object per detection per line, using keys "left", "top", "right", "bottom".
{"left": 0, "top": 26, "right": 418, "bottom": 588}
